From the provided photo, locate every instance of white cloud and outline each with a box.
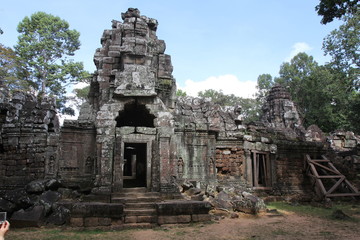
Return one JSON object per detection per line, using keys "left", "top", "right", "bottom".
{"left": 73, "top": 82, "right": 89, "bottom": 89}
{"left": 286, "top": 42, "right": 312, "bottom": 61}
{"left": 179, "top": 74, "right": 257, "bottom": 98}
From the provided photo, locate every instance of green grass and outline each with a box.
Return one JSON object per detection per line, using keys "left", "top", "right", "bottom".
{"left": 271, "top": 229, "right": 289, "bottom": 236}
{"left": 266, "top": 201, "right": 360, "bottom": 221}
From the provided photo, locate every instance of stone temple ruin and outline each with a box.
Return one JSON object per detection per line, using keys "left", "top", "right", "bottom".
{"left": 0, "top": 8, "right": 359, "bottom": 227}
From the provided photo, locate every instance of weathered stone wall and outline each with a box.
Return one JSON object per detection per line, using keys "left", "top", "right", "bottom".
{"left": 0, "top": 91, "right": 59, "bottom": 189}
{"left": 273, "top": 141, "right": 326, "bottom": 195}
{"left": 215, "top": 144, "right": 245, "bottom": 180}
{"left": 57, "top": 121, "right": 97, "bottom": 190}
{"left": 172, "top": 96, "right": 246, "bottom": 188}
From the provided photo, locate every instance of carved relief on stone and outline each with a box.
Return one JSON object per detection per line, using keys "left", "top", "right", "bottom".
{"left": 208, "top": 157, "right": 215, "bottom": 177}
{"left": 85, "top": 156, "right": 94, "bottom": 174}
{"left": 46, "top": 156, "right": 55, "bottom": 175}
{"left": 177, "top": 157, "right": 184, "bottom": 177}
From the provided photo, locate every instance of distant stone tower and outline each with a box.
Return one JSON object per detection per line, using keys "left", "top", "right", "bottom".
{"left": 261, "top": 85, "right": 303, "bottom": 130}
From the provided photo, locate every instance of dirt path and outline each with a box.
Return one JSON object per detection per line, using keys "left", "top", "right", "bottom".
{"left": 7, "top": 211, "right": 360, "bottom": 240}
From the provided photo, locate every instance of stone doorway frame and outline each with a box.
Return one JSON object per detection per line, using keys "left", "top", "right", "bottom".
{"left": 250, "top": 150, "right": 272, "bottom": 189}
{"left": 113, "top": 128, "right": 155, "bottom": 192}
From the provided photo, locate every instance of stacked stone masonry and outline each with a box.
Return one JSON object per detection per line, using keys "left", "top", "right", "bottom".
{"left": 0, "top": 8, "right": 359, "bottom": 227}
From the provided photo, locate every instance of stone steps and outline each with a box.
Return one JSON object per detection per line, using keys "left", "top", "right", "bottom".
{"left": 124, "top": 208, "right": 157, "bottom": 216}
{"left": 112, "top": 188, "right": 160, "bottom": 224}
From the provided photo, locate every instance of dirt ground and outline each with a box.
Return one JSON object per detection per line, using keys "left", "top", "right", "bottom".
{"left": 7, "top": 209, "right": 360, "bottom": 240}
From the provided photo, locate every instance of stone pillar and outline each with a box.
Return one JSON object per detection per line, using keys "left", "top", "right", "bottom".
{"left": 159, "top": 136, "right": 173, "bottom": 192}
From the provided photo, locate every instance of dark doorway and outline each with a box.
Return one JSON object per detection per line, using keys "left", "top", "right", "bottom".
{"left": 123, "top": 142, "right": 147, "bottom": 188}
{"left": 116, "top": 101, "right": 155, "bottom": 128}
{"left": 251, "top": 151, "right": 271, "bottom": 188}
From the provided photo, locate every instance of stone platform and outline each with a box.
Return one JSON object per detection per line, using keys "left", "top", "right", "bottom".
{"left": 59, "top": 188, "right": 211, "bottom": 228}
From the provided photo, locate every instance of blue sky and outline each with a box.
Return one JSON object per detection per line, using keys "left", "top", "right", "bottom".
{"left": 0, "top": 0, "right": 340, "bottom": 98}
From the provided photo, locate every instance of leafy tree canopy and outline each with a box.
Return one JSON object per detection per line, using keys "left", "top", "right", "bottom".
{"left": 0, "top": 44, "right": 33, "bottom": 91}
{"left": 315, "top": 0, "right": 359, "bottom": 24}
{"left": 265, "top": 52, "right": 357, "bottom": 133}
{"left": 14, "top": 12, "right": 90, "bottom": 109}
{"left": 255, "top": 73, "right": 274, "bottom": 104}
{"left": 176, "top": 89, "right": 187, "bottom": 97}
{"left": 322, "top": 11, "right": 360, "bottom": 89}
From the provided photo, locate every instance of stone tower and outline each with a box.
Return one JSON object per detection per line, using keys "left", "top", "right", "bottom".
{"left": 59, "top": 8, "right": 178, "bottom": 194}
{"left": 92, "top": 7, "right": 176, "bottom": 108}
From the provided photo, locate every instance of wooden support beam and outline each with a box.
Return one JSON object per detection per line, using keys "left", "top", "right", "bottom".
{"left": 326, "top": 176, "right": 345, "bottom": 194}
{"left": 326, "top": 193, "right": 360, "bottom": 197}
{"left": 304, "top": 154, "right": 360, "bottom": 199}
{"left": 317, "top": 175, "right": 343, "bottom": 179}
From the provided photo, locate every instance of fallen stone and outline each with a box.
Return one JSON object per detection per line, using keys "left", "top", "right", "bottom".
{"left": 0, "top": 198, "right": 16, "bottom": 213}
{"left": 3, "top": 189, "right": 32, "bottom": 209}
{"left": 46, "top": 206, "right": 70, "bottom": 225}
{"left": 11, "top": 205, "right": 45, "bottom": 227}
{"left": 44, "top": 179, "right": 62, "bottom": 191}
{"left": 25, "top": 180, "right": 45, "bottom": 194}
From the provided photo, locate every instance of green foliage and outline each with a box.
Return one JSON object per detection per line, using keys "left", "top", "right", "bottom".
{"left": 315, "top": 0, "right": 359, "bottom": 24}
{"left": 14, "top": 11, "right": 89, "bottom": 109}
{"left": 273, "top": 52, "right": 356, "bottom": 132}
{"left": 0, "top": 44, "right": 33, "bottom": 91}
{"left": 322, "top": 11, "right": 360, "bottom": 90}
{"left": 176, "top": 89, "right": 187, "bottom": 96}
{"left": 255, "top": 73, "right": 274, "bottom": 104}
{"left": 197, "top": 89, "right": 261, "bottom": 123}
{"left": 66, "top": 84, "right": 90, "bottom": 110}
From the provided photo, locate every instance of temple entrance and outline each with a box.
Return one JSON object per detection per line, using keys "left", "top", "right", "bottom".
{"left": 123, "top": 142, "right": 147, "bottom": 188}
{"left": 251, "top": 151, "right": 271, "bottom": 189}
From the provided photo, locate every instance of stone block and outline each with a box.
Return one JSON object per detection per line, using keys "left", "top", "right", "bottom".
{"left": 71, "top": 202, "right": 124, "bottom": 218}
{"left": 109, "top": 45, "right": 122, "bottom": 51}
{"left": 344, "top": 140, "right": 356, "bottom": 148}
{"left": 333, "top": 139, "right": 342, "bottom": 148}
{"left": 158, "top": 215, "right": 177, "bottom": 225}
{"left": 84, "top": 217, "right": 98, "bottom": 227}
{"left": 156, "top": 201, "right": 211, "bottom": 216}
{"left": 10, "top": 205, "right": 45, "bottom": 227}
{"left": 103, "top": 57, "right": 115, "bottom": 64}
{"left": 117, "top": 127, "right": 135, "bottom": 135}
{"left": 137, "top": 215, "right": 156, "bottom": 223}
{"left": 191, "top": 214, "right": 212, "bottom": 222}
{"left": 176, "top": 215, "right": 191, "bottom": 223}
{"left": 108, "top": 51, "right": 121, "bottom": 57}
{"left": 98, "top": 217, "right": 112, "bottom": 226}
{"left": 136, "top": 127, "right": 157, "bottom": 135}
{"left": 111, "top": 218, "right": 124, "bottom": 226}
{"left": 70, "top": 217, "right": 83, "bottom": 227}
{"left": 124, "top": 215, "right": 137, "bottom": 223}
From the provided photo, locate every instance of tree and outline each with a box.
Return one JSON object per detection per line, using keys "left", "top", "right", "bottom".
{"left": 255, "top": 73, "right": 274, "bottom": 104}
{"left": 322, "top": 11, "right": 359, "bottom": 90}
{"left": 176, "top": 89, "right": 187, "bottom": 96}
{"left": 276, "top": 53, "right": 319, "bottom": 104}
{"left": 0, "top": 44, "right": 32, "bottom": 91}
{"left": 315, "top": 0, "right": 359, "bottom": 24}
{"left": 273, "top": 52, "right": 354, "bottom": 132}
{"left": 14, "top": 12, "right": 89, "bottom": 108}
{"left": 66, "top": 84, "right": 90, "bottom": 111}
